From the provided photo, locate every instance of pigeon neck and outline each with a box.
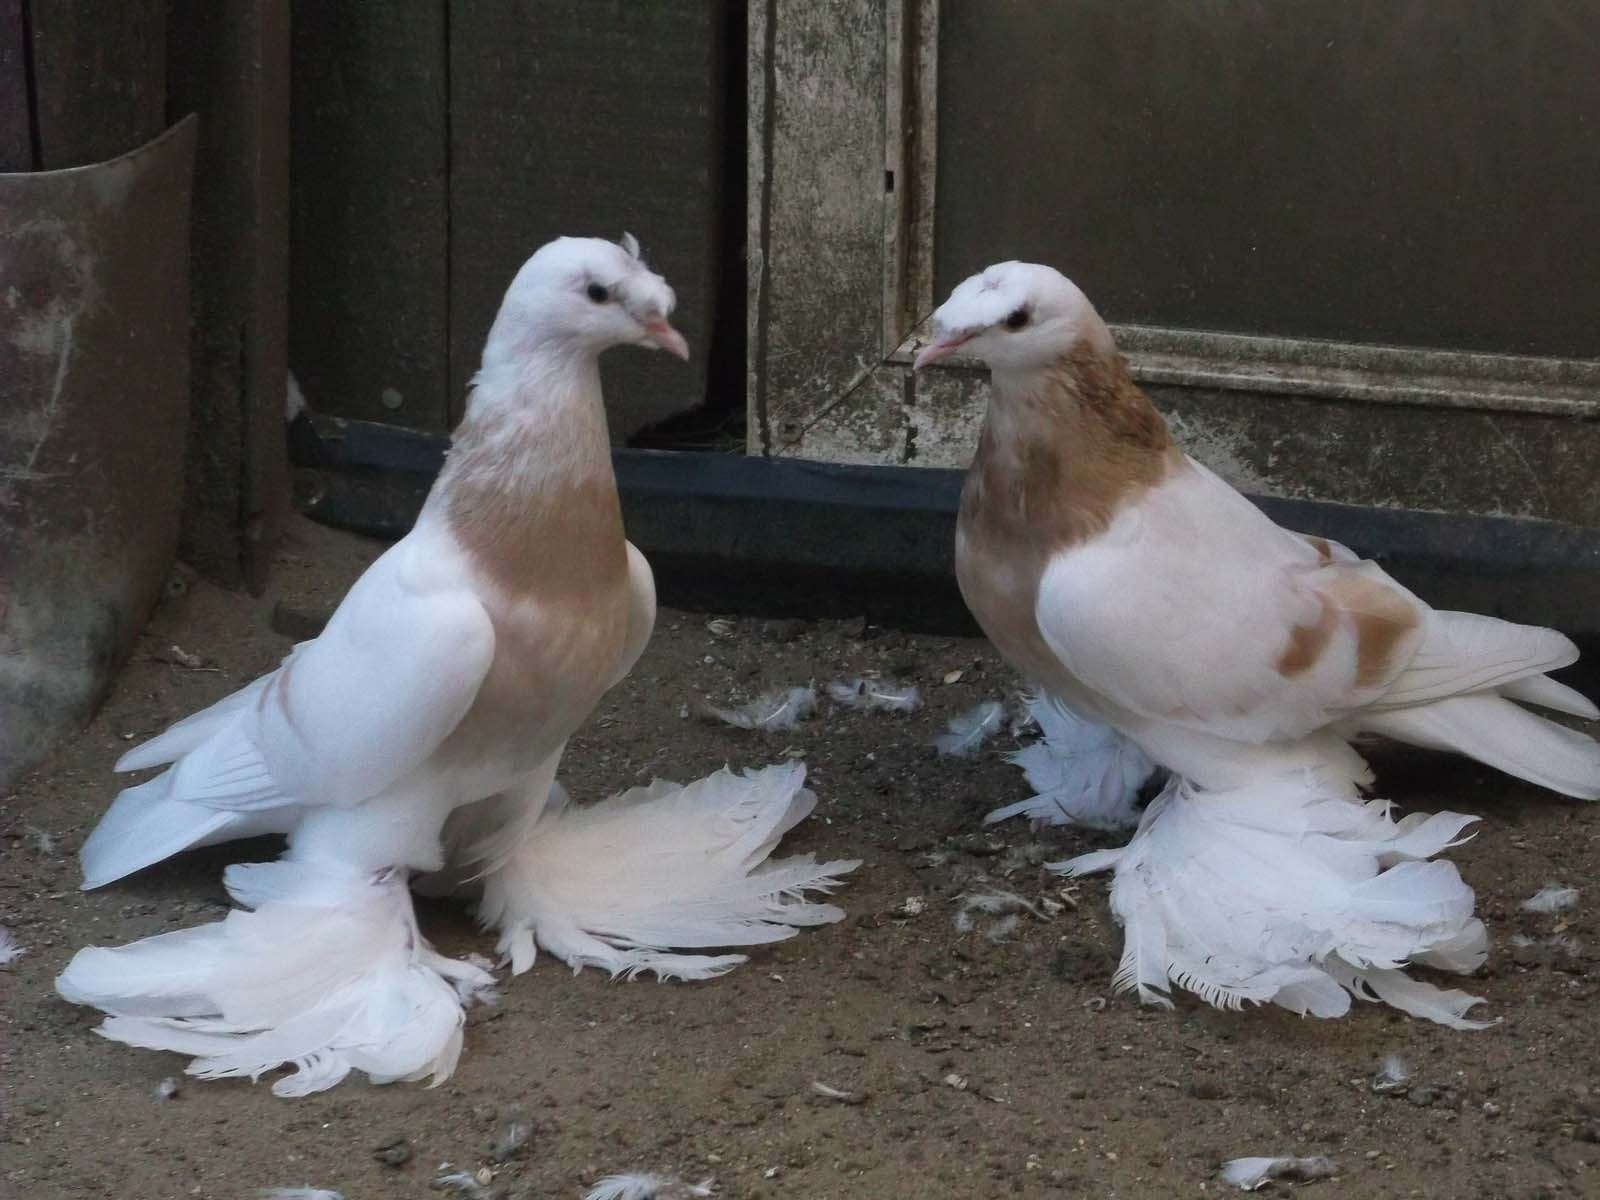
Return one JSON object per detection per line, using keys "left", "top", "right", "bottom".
{"left": 432, "top": 347, "right": 626, "bottom": 595}
{"left": 965, "top": 345, "right": 1177, "bottom": 549}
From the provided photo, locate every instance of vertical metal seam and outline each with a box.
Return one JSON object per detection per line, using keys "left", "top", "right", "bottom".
{"left": 751, "top": 0, "right": 778, "bottom": 457}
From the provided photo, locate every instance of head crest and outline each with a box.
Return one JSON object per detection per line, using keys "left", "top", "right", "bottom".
{"left": 618, "top": 232, "right": 641, "bottom": 261}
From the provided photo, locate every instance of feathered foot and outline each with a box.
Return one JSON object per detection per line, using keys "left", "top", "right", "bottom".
{"left": 56, "top": 861, "right": 495, "bottom": 1096}
{"left": 476, "top": 761, "right": 859, "bottom": 979}
{"left": 988, "top": 693, "right": 1158, "bottom": 831}
{"left": 1057, "top": 771, "right": 1492, "bottom": 1029}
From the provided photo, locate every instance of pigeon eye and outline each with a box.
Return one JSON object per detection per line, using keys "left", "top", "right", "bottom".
{"left": 1004, "top": 307, "right": 1030, "bottom": 331}
{"left": 586, "top": 282, "right": 610, "bottom": 304}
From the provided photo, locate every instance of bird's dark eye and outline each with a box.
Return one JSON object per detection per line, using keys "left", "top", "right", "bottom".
{"left": 1004, "top": 306, "right": 1030, "bottom": 331}
{"left": 586, "top": 282, "right": 610, "bottom": 303}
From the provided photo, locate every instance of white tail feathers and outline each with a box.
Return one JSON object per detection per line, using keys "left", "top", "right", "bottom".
{"left": 56, "top": 861, "right": 494, "bottom": 1097}
{"left": 79, "top": 769, "right": 291, "bottom": 890}
{"left": 989, "top": 693, "right": 1157, "bottom": 830}
{"left": 477, "top": 762, "right": 859, "bottom": 979}
{"left": 1056, "top": 772, "right": 1492, "bottom": 1029}
{"left": 1360, "top": 692, "right": 1600, "bottom": 800}
{"left": 1499, "top": 673, "right": 1600, "bottom": 720}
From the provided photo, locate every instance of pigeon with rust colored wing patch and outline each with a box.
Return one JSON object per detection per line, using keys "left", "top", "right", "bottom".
{"left": 58, "top": 235, "right": 856, "bottom": 1096}
{"left": 919, "top": 261, "right": 1600, "bottom": 1026}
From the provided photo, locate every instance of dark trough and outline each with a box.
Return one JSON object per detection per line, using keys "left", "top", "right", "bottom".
{"left": 291, "top": 412, "right": 1600, "bottom": 691}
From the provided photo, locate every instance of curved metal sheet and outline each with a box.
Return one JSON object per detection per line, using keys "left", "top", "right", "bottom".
{"left": 0, "top": 115, "right": 196, "bottom": 787}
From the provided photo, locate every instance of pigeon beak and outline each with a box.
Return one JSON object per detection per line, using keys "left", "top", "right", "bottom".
{"left": 643, "top": 319, "right": 690, "bottom": 361}
{"left": 913, "top": 331, "right": 973, "bottom": 369}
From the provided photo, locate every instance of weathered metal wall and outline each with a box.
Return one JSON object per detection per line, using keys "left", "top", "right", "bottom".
{"left": 289, "top": 3, "right": 450, "bottom": 429}
{"left": 935, "top": 1, "right": 1600, "bottom": 359}
{"left": 290, "top": 0, "right": 731, "bottom": 441}
{"left": 751, "top": 0, "right": 1600, "bottom": 529}
{"left": 0, "top": 118, "right": 196, "bottom": 788}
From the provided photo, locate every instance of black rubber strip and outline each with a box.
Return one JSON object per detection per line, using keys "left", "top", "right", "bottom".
{"left": 289, "top": 412, "right": 1600, "bottom": 686}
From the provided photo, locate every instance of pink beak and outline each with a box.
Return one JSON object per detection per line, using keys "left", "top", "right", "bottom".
{"left": 913, "top": 331, "right": 973, "bottom": 369}
{"left": 644, "top": 319, "right": 690, "bottom": 361}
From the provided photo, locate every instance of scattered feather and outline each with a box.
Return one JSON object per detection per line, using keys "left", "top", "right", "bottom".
{"left": 985, "top": 913, "right": 1022, "bottom": 942}
{"left": 1521, "top": 884, "right": 1578, "bottom": 914}
{"left": 935, "top": 700, "right": 1005, "bottom": 758}
{"left": 491, "top": 1116, "right": 533, "bottom": 1162}
{"left": 585, "top": 1173, "right": 715, "bottom": 1200}
{"left": 1371, "top": 1055, "right": 1410, "bottom": 1095}
{"left": 433, "top": 1170, "right": 491, "bottom": 1199}
{"left": 154, "top": 1076, "right": 180, "bottom": 1101}
{"left": 1221, "top": 1156, "right": 1339, "bottom": 1190}
{"left": 0, "top": 925, "right": 24, "bottom": 966}
{"left": 810, "top": 1080, "right": 864, "bottom": 1105}
{"left": 260, "top": 1190, "right": 342, "bottom": 1200}
{"left": 959, "top": 891, "right": 1048, "bottom": 920}
{"left": 825, "top": 677, "right": 923, "bottom": 714}
{"left": 892, "top": 896, "right": 926, "bottom": 918}
{"left": 703, "top": 685, "right": 817, "bottom": 732}
{"left": 954, "top": 891, "right": 1045, "bottom": 939}
{"left": 152, "top": 643, "right": 213, "bottom": 671}
{"left": 26, "top": 826, "right": 57, "bottom": 855}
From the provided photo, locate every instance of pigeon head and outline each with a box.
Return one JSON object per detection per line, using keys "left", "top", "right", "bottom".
{"left": 914, "top": 261, "right": 1113, "bottom": 376}
{"left": 482, "top": 234, "right": 688, "bottom": 370}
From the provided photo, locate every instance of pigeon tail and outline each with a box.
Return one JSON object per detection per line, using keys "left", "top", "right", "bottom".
{"left": 476, "top": 762, "right": 860, "bottom": 979}
{"left": 989, "top": 692, "right": 1159, "bottom": 831}
{"left": 56, "top": 861, "right": 494, "bottom": 1096}
{"left": 1055, "top": 771, "right": 1492, "bottom": 1029}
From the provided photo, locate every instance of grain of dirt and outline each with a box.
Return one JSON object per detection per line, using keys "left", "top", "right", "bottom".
{"left": 2, "top": 517, "right": 1598, "bottom": 1199}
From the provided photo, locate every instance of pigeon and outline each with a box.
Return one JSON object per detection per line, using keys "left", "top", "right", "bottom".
{"left": 57, "top": 235, "right": 856, "bottom": 1095}
{"left": 918, "top": 260, "right": 1600, "bottom": 1023}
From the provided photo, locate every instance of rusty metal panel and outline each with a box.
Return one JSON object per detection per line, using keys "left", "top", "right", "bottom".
{"left": 448, "top": 0, "right": 726, "bottom": 439}
{"left": 289, "top": 1, "right": 449, "bottom": 430}
{"left": 0, "top": 117, "right": 196, "bottom": 788}
{"left": 167, "top": 0, "right": 290, "bottom": 592}
{"left": 28, "top": 0, "right": 166, "bottom": 169}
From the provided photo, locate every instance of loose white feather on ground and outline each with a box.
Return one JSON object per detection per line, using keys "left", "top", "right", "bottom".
{"left": 0, "top": 925, "right": 24, "bottom": 966}
{"left": 1520, "top": 884, "right": 1579, "bottom": 913}
{"left": 825, "top": 677, "right": 924, "bottom": 713}
{"left": 1057, "top": 772, "right": 1491, "bottom": 1028}
{"left": 934, "top": 700, "right": 1006, "bottom": 757}
{"left": 585, "top": 1174, "right": 715, "bottom": 1200}
{"left": 704, "top": 685, "right": 818, "bottom": 731}
{"left": 988, "top": 692, "right": 1157, "bottom": 830}
{"left": 477, "top": 762, "right": 858, "bottom": 977}
{"left": 1220, "top": 1156, "right": 1339, "bottom": 1190}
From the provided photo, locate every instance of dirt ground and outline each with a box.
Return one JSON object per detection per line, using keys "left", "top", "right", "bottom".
{"left": 3, "top": 516, "right": 1599, "bottom": 1200}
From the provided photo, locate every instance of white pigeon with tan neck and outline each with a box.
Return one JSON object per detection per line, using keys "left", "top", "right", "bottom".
{"left": 57, "top": 235, "right": 856, "bottom": 1096}
{"left": 920, "top": 260, "right": 1600, "bottom": 1026}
